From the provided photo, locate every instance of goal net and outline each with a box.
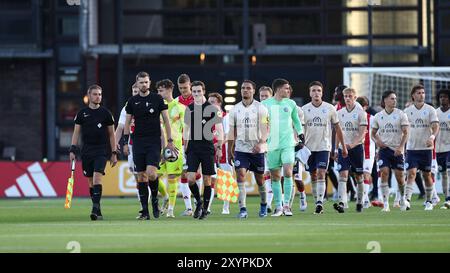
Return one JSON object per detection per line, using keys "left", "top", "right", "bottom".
{"left": 343, "top": 67, "right": 450, "bottom": 109}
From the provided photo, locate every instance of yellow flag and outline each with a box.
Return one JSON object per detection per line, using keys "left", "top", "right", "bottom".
{"left": 216, "top": 168, "right": 239, "bottom": 203}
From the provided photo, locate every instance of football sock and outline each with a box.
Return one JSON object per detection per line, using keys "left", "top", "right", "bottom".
{"left": 271, "top": 180, "right": 282, "bottom": 209}
{"left": 168, "top": 177, "right": 178, "bottom": 210}
{"left": 338, "top": 178, "right": 347, "bottom": 204}
{"left": 238, "top": 182, "right": 247, "bottom": 209}
{"left": 180, "top": 181, "right": 192, "bottom": 210}
{"left": 203, "top": 185, "right": 211, "bottom": 211}
{"left": 283, "top": 176, "right": 293, "bottom": 206}
{"left": 317, "top": 179, "right": 326, "bottom": 204}
{"left": 189, "top": 183, "right": 202, "bottom": 205}
{"left": 138, "top": 182, "right": 149, "bottom": 213}
{"left": 356, "top": 178, "right": 364, "bottom": 205}
{"left": 258, "top": 183, "right": 267, "bottom": 205}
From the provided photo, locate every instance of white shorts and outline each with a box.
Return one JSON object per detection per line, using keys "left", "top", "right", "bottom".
{"left": 127, "top": 145, "right": 137, "bottom": 174}
{"left": 431, "top": 158, "right": 438, "bottom": 175}
{"left": 363, "top": 145, "right": 376, "bottom": 174}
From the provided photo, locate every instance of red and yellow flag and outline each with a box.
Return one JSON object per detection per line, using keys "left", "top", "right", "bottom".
{"left": 216, "top": 168, "right": 239, "bottom": 203}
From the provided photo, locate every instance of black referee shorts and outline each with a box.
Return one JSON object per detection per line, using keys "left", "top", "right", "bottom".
{"left": 81, "top": 154, "right": 107, "bottom": 177}
{"left": 186, "top": 150, "right": 215, "bottom": 175}
{"left": 132, "top": 137, "right": 161, "bottom": 172}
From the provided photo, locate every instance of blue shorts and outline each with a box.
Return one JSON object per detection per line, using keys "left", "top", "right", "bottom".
{"left": 337, "top": 144, "right": 364, "bottom": 174}
{"left": 234, "top": 151, "right": 265, "bottom": 174}
{"left": 306, "top": 151, "right": 330, "bottom": 172}
{"left": 377, "top": 147, "right": 404, "bottom": 171}
{"left": 437, "top": 152, "right": 450, "bottom": 172}
{"left": 406, "top": 150, "right": 432, "bottom": 172}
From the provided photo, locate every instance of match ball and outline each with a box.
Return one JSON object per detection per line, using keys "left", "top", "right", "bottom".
{"left": 163, "top": 148, "right": 178, "bottom": 162}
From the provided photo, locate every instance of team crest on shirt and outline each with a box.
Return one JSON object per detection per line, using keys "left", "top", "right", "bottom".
{"left": 322, "top": 109, "right": 327, "bottom": 114}
{"left": 393, "top": 114, "right": 398, "bottom": 120}
{"left": 97, "top": 123, "right": 102, "bottom": 128}
{"left": 283, "top": 107, "right": 289, "bottom": 112}
{"left": 149, "top": 108, "right": 154, "bottom": 113}
{"left": 353, "top": 113, "right": 358, "bottom": 119}
{"left": 423, "top": 110, "right": 428, "bottom": 116}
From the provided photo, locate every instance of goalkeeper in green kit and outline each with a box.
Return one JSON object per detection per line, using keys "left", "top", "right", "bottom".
{"left": 262, "top": 78, "right": 304, "bottom": 217}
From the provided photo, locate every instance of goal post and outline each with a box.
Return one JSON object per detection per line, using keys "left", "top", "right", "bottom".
{"left": 343, "top": 67, "right": 450, "bottom": 109}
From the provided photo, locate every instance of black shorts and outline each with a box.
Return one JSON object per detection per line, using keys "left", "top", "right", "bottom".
{"left": 234, "top": 151, "right": 265, "bottom": 174}
{"left": 81, "top": 154, "right": 107, "bottom": 177}
{"left": 337, "top": 144, "right": 364, "bottom": 174}
{"left": 132, "top": 137, "right": 161, "bottom": 172}
{"left": 187, "top": 150, "right": 215, "bottom": 175}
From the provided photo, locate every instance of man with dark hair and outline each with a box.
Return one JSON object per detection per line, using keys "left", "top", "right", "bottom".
{"left": 123, "top": 72, "right": 175, "bottom": 220}
{"left": 262, "top": 78, "right": 303, "bottom": 217}
{"left": 303, "top": 81, "right": 347, "bottom": 214}
{"left": 372, "top": 90, "right": 409, "bottom": 212}
{"left": 228, "top": 80, "right": 269, "bottom": 218}
{"left": 356, "top": 96, "right": 378, "bottom": 208}
{"left": 156, "top": 79, "right": 185, "bottom": 218}
{"left": 183, "top": 81, "right": 224, "bottom": 220}
{"left": 70, "top": 84, "right": 118, "bottom": 220}
{"left": 404, "top": 84, "right": 439, "bottom": 210}
{"left": 436, "top": 89, "right": 450, "bottom": 209}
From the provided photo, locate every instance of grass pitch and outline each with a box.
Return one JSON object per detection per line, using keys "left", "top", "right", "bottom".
{"left": 1, "top": 196, "right": 449, "bottom": 253}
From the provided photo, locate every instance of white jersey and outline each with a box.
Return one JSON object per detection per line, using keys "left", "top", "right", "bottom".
{"left": 436, "top": 107, "right": 450, "bottom": 153}
{"left": 303, "top": 101, "right": 339, "bottom": 152}
{"left": 404, "top": 103, "right": 439, "bottom": 150}
{"left": 118, "top": 106, "right": 127, "bottom": 126}
{"left": 372, "top": 108, "right": 409, "bottom": 151}
{"left": 337, "top": 105, "right": 368, "bottom": 148}
{"left": 297, "top": 106, "right": 305, "bottom": 124}
{"left": 228, "top": 100, "right": 268, "bottom": 153}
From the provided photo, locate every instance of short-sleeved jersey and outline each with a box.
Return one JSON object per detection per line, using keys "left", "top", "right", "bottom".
{"left": 185, "top": 101, "right": 222, "bottom": 152}
{"left": 125, "top": 92, "right": 168, "bottom": 138}
{"left": 161, "top": 99, "right": 185, "bottom": 148}
{"left": 228, "top": 100, "right": 269, "bottom": 153}
{"left": 404, "top": 104, "right": 439, "bottom": 150}
{"left": 297, "top": 106, "right": 305, "bottom": 125}
{"left": 337, "top": 105, "right": 368, "bottom": 148}
{"left": 303, "top": 101, "right": 339, "bottom": 152}
{"left": 74, "top": 106, "right": 114, "bottom": 152}
{"left": 372, "top": 108, "right": 409, "bottom": 151}
{"left": 262, "top": 97, "right": 303, "bottom": 151}
{"left": 118, "top": 106, "right": 135, "bottom": 145}
{"left": 436, "top": 107, "right": 450, "bottom": 153}
{"left": 176, "top": 95, "right": 194, "bottom": 107}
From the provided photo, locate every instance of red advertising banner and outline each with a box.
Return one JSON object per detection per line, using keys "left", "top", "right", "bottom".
{"left": 0, "top": 161, "right": 89, "bottom": 197}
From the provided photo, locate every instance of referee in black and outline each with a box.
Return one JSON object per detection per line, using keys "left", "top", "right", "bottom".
{"left": 183, "top": 81, "right": 224, "bottom": 220}
{"left": 123, "top": 72, "right": 175, "bottom": 220}
{"left": 69, "top": 84, "right": 118, "bottom": 221}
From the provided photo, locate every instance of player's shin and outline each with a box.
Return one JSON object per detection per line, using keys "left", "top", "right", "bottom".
{"left": 271, "top": 180, "right": 283, "bottom": 209}
{"left": 168, "top": 177, "right": 178, "bottom": 210}
{"left": 138, "top": 182, "right": 149, "bottom": 213}
{"left": 338, "top": 178, "right": 347, "bottom": 204}
{"left": 283, "top": 176, "right": 293, "bottom": 206}
{"left": 316, "top": 179, "right": 326, "bottom": 204}
{"left": 238, "top": 182, "right": 247, "bottom": 209}
{"left": 356, "top": 177, "right": 364, "bottom": 205}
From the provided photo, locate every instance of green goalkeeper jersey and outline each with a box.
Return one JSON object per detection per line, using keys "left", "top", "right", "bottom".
{"left": 262, "top": 97, "right": 303, "bottom": 151}
{"left": 161, "top": 99, "right": 185, "bottom": 148}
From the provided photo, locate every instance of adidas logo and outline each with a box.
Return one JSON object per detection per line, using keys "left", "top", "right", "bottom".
{"left": 4, "top": 162, "right": 57, "bottom": 197}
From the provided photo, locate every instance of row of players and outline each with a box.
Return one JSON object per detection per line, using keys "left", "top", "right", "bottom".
{"left": 70, "top": 72, "right": 450, "bottom": 220}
